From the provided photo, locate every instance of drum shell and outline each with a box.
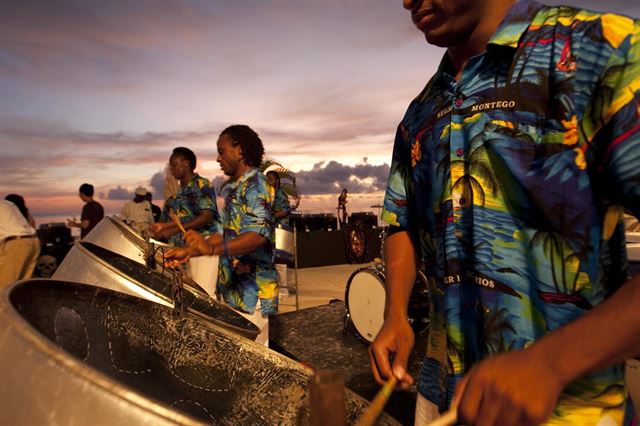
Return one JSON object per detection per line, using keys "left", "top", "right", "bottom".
{"left": 53, "top": 241, "right": 260, "bottom": 341}
{"left": 0, "top": 279, "right": 400, "bottom": 425}
{"left": 275, "top": 224, "right": 295, "bottom": 265}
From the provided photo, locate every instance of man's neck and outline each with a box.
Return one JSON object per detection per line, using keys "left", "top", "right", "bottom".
{"left": 232, "top": 164, "right": 251, "bottom": 181}
{"left": 180, "top": 171, "right": 195, "bottom": 186}
{"left": 447, "top": 0, "right": 515, "bottom": 80}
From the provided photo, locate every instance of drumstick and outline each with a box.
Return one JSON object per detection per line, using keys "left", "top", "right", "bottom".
{"left": 425, "top": 407, "right": 457, "bottom": 426}
{"left": 169, "top": 211, "right": 187, "bottom": 235}
{"left": 355, "top": 376, "right": 397, "bottom": 426}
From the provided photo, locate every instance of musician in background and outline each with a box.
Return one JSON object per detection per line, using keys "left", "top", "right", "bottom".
{"left": 267, "top": 170, "right": 291, "bottom": 296}
{"left": 165, "top": 125, "right": 277, "bottom": 346}
{"left": 266, "top": 171, "right": 291, "bottom": 226}
{"left": 337, "top": 188, "right": 348, "bottom": 227}
{"left": 150, "top": 147, "right": 219, "bottom": 295}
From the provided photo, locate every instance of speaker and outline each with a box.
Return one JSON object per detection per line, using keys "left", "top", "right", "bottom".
{"left": 37, "top": 224, "right": 72, "bottom": 246}
{"left": 349, "top": 212, "right": 378, "bottom": 228}
{"left": 289, "top": 213, "right": 337, "bottom": 232}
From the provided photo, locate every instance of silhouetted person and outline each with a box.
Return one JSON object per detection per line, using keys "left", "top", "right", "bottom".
{"left": 67, "top": 183, "right": 104, "bottom": 239}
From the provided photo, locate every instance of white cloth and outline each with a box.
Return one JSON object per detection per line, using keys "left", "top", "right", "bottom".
{"left": 0, "top": 200, "right": 36, "bottom": 243}
{"left": 188, "top": 255, "right": 219, "bottom": 297}
{"left": 120, "top": 200, "right": 154, "bottom": 227}
{"left": 414, "top": 393, "right": 440, "bottom": 426}
{"left": 237, "top": 299, "right": 270, "bottom": 347}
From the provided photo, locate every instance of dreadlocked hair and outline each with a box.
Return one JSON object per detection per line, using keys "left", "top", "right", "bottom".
{"left": 220, "top": 125, "right": 264, "bottom": 168}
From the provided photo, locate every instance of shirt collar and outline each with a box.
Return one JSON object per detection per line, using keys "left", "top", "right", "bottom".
{"left": 487, "top": 0, "right": 545, "bottom": 49}
{"left": 431, "top": 0, "right": 544, "bottom": 81}
{"left": 231, "top": 168, "right": 258, "bottom": 188}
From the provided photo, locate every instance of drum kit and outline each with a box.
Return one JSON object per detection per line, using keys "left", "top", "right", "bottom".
{"left": 344, "top": 227, "right": 430, "bottom": 343}
{"left": 1, "top": 216, "right": 398, "bottom": 425}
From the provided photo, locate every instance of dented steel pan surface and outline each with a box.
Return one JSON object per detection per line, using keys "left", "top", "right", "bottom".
{"left": 53, "top": 241, "right": 260, "bottom": 340}
{"left": 0, "top": 280, "right": 398, "bottom": 425}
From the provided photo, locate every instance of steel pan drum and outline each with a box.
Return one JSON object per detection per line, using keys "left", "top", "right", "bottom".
{"left": 0, "top": 280, "right": 399, "bottom": 425}
{"left": 84, "top": 216, "right": 161, "bottom": 265}
{"left": 275, "top": 224, "right": 295, "bottom": 265}
{"left": 53, "top": 241, "right": 260, "bottom": 340}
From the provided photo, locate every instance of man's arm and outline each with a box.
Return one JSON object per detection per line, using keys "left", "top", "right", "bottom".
{"left": 150, "top": 210, "right": 214, "bottom": 239}
{"left": 213, "top": 231, "right": 266, "bottom": 256}
{"left": 368, "top": 230, "right": 420, "bottom": 389}
{"left": 456, "top": 273, "right": 640, "bottom": 426}
{"left": 67, "top": 218, "right": 90, "bottom": 229}
{"left": 182, "top": 209, "right": 214, "bottom": 232}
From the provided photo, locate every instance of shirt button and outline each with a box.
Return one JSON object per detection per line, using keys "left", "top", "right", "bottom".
{"left": 456, "top": 148, "right": 464, "bottom": 157}
{"left": 454, "top": 230, "right": 463, "bottom": 238}
{"left": 455, "top": 98, "right": 463, "bottom": 107}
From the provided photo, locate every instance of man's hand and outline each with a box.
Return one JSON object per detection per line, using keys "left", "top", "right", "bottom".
{"left": 164, "top": 247, "right": 194, "bottom": 268}
{"left": 150, "top": 222, "right": 175, "bottom": 239}
{"left": 183, "top": 230, "right": 212, "bottom": 255}
{"left": 454, "top": 347, "right": 564, "bottom": 426}
{"left": 368, "top": 315, "right": 415, "bottom": 390}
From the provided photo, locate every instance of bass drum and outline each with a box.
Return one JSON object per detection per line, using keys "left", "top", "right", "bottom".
{"left": 345, "top": 266, "right": 429, "bottom": 343}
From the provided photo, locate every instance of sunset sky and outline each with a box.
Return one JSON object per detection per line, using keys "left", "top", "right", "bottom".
{"left": 1, "top": 0, "right": 638, "bottom": 224}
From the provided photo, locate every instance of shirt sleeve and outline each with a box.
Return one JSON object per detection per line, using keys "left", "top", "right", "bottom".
{"left": 382, "top": 123, "right": 413, "bottom": 231}
{"left": 278, "top": 189, "right": 291, "bottom": 215}
{"left": 591, "top": 17, "right": 640, "bottom": 218}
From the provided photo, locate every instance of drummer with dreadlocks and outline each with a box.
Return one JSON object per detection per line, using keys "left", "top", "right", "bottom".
{"left": 165, "top": 125, "right": 278, "bottom": 347}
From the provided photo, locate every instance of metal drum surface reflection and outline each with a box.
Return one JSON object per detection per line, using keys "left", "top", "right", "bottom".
{"left": 53, "top": 241, "right": 259, "bottom": 340}
{"left": 84, "top": 216, "right": 156, "bottom": 265}
{"left": 0, "top": 280, "right": 398, "bottom": 425}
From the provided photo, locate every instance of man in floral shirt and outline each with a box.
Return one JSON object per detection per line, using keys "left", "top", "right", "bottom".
{"left": 369, "top": 1, "right": 640, "bottom": 425}
{"left": 166, "top": 125, "right": 277, "bottom": 346}
{"left": 150, "top": 146, "right": 219, "bottom": 295}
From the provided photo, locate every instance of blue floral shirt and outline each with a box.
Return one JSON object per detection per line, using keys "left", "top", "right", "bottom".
{"left": 161, "top": 173, "right": 218, "bottom": 247}
{"left": 272, "top": 186, "right": 291, "bottom": 226}
{"left": 216, "top": 169, "right": 278, "bottom": 315}
{"left": 382, "top": 1, "right": 640, "bottom": 423}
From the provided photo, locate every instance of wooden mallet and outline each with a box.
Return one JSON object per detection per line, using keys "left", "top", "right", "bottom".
{"left": 355, "top": 376, "right": 397, "bottom": 426}
{"left": 168, "top": 210, "right": 187, "bottom": 235}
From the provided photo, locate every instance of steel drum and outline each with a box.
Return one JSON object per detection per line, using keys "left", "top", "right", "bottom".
{"left": 84, "top": 216, "right": 162, "bottom": 265}
{"left": 53, "top": 241, "right": 260, "bottom": 341}
{"left": 274, "top": 224, "right": 295, "bottom": 265}
{"left": 0, "top": 279, "right": 399, "bottom": 425}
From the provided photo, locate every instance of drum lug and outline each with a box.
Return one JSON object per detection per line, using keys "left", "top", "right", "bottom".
{"left": 342, "top": 313, "right": 351, "bottom": 335}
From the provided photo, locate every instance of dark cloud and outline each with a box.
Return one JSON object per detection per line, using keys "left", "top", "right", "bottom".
{"left": 295, "top": 159, "right": 389, "bottom": 195}
{"left": 106, "top": 185, "right": 132, "bottom": 200}
{"left": 149, "top": 171, "right": 165, "bottom": 200}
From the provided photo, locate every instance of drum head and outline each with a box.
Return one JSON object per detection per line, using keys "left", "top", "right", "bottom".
{"left": 346, "top": 268, "right": 386, "bottom": 343}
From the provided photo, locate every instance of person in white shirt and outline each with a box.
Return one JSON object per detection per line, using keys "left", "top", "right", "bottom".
{"left": 120, "top": 186, "right": 155, "bottom": 237}
{"left": 0, "top": 199, "right": 40, "bottom": 287}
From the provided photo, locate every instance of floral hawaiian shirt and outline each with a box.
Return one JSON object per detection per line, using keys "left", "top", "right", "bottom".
{"left": 382, "top": 1, "right": 640, "bottom": 424}
{"left": 272, "top": 186, "right": 291, "bottom": 226}
{"left": 161, "top": 173, "right": 218, "bottom": 247}
{"left": 216, "top": 168, "right": 278, "bottom": 315}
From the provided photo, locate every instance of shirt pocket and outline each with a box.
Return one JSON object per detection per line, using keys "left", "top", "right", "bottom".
{"left": 480, "top": 115, "right": 592, "bottom": 234}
